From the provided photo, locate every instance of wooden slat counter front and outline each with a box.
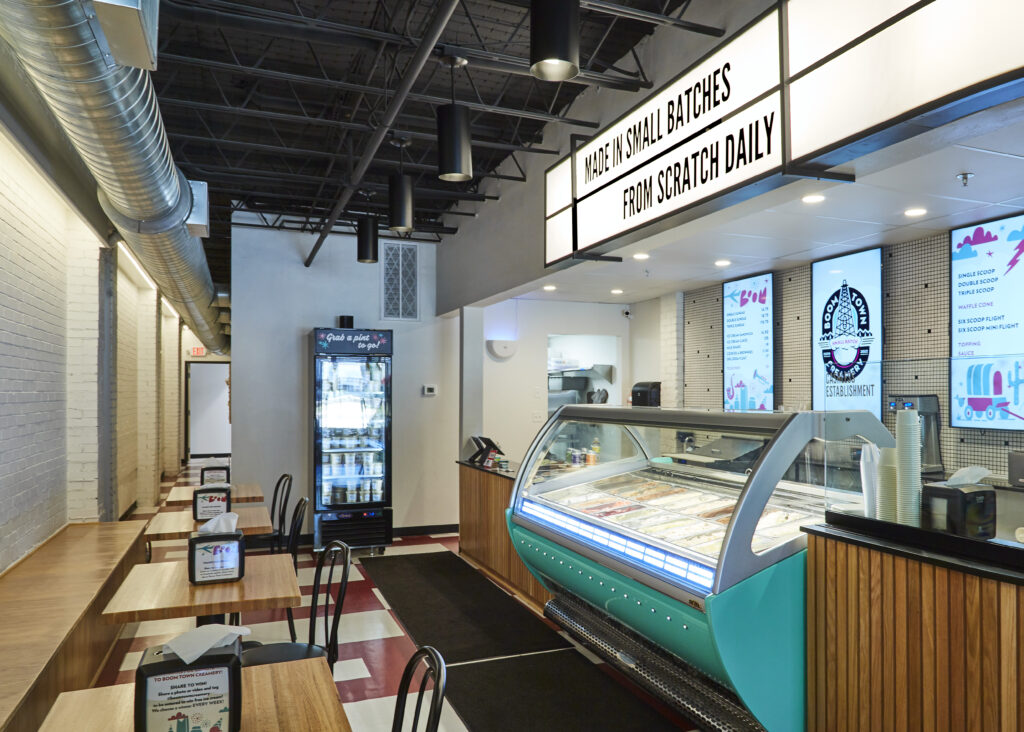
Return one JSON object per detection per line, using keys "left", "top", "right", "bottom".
{"left": 805, "top": 524, "right": 1024, "bottom": 732}
{"left": 458, "top": 462, "right": 551, "bottom": 610}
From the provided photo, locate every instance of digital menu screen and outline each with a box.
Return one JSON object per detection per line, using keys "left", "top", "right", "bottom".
{"left": 723, "top": 273, "right": 774, "bottom": 411}
{"left": 950, "top": 214, "right": 1024, "bottom": 430}
{"left": 812, "top": 248, "right": 882, "bottom": 418}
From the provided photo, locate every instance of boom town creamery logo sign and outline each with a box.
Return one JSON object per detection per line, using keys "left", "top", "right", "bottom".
{"left": 818, "top": 280, "right": 875, "bottom": 387}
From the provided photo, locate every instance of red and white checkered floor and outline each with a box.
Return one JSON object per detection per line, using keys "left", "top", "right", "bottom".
{"left": 100, "top": 460, "right": 691, "bottom": 730}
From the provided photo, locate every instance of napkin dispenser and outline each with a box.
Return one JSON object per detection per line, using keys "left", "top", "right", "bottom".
{"left": 1010, "top": 451, "right": 1024, "bottom": 489}
{"left": 193, "top": 486, "right": 231, "bottom": 520}
{"left": 921, "top": 482, "right": 996, "bottom": 539}
{"left": 188, "top": 531, "right": 245, "bottom": 585}
{"left": 135, "top": 636, "right": 242, "bottom": 732}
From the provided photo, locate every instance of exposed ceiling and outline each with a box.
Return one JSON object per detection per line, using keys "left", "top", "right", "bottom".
{"left": 153, "top": 0, "right": 715, "bottom": 285}
{"left": 519, "top": 100, "right": 1024, "bottom": 305}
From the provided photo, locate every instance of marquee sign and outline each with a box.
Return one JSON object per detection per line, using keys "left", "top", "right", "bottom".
{"left": 545, "top": 9, "right": 781, "bottom": 264}
{"left": 544, "top": 0, "right": 1024, "bottom": 266}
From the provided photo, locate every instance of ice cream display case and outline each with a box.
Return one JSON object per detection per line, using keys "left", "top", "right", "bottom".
{"left": 507, "top": 406, "right": 894, "bottom": 731}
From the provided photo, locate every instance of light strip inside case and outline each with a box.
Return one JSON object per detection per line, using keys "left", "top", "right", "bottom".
{"left": 521, "top": 500, "right": 715, "bottom": 594}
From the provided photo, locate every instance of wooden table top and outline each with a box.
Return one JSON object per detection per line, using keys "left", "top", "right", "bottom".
{"left": 0, "top": 521, "right": 146, "bottom": 727}
{"left": 39, "top": 658, "right": 353, "bottom": 731}
{"left": 102, "top": 554, "right": 300, "bottom": 623}
{"left": 144, "top": 505, "right": 272, "bottom": 541}
{"left": 165, "top": 482, "right": 264, "bottom": 506}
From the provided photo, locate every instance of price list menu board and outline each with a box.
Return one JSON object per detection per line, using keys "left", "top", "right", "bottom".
{"left": 723, "top": 273, "right": 774, "bottom": 411}
{"left": 950, "top": 213, "right": 1024, "bottom": 430}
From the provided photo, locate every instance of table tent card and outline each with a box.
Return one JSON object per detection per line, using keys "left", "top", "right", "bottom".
{"left": 193, "top": 486, "right": 231, "bottom": 521}
{"left": 135, "top": 625, "right": 249, "bottom": 732}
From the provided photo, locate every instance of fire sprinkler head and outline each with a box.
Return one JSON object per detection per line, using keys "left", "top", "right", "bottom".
{"left": 956, "top": 172, "right": 975, "bottom": 187}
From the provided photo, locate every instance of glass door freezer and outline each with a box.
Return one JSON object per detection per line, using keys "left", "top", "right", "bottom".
{"left": 312, "top": 328, "right": 393, "bottom": 550}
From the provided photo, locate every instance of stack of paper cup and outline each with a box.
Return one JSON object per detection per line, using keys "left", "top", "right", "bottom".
{"left": 896, "top": 409, "right": 922, "bottom": 525}
{"left": 876, "top": 447, "right": 899, "bottom": 522}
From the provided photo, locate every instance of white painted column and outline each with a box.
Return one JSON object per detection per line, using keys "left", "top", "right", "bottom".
{"left": 136, "top": 287, "right": 160, "bottom": 506}
{"left": 65, "top": 229, "right": 102, "bottom": 521}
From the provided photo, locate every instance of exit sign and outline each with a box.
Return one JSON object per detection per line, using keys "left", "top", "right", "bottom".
{"left": 192, "top": 346, "right": 206, "bottom": 357}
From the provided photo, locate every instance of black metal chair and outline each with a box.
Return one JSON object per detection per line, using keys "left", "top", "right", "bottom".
{"left": 283, "top": 496, "right": 308, "bottom": 642}
{"left": 240, "top": 538, "right": 351, "bottom": 671}
{"left": 239, "top": 496, "right": 308, "bottom": 645}
{"left": 392, "top": 646, "right": 447, "bottom": 732}
{"left": 251, "top": 473, "right": 292, "bottom": 553}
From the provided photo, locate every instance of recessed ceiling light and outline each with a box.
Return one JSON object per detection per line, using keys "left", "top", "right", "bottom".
{"left": 543, "top": 285, "right": 557, "bottom": 292}
{"left": 829, "top": 269, "right": 842, "bottom": 275}
{"left": 802, "top": 194, "right": 826, "bottom": 204}
{"left": 714, "top": 259, "right": 731, "bottom": 267}
{"left": 610, "top": 289, "right": 623, "bottom": 295}
{"left": 904, "top": 207, "right": 927, "bottom": 217}
{"left": 632, "top": 252, "right": 650, "bottom": 261}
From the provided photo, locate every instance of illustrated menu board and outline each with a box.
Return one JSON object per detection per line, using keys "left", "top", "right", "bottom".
{"left": 812, "top": 249, "right": 882, "bottom": 419}
{"left": 950, "top": 214, "right": 1024, "bottom": 430}
{"left": 723, "top": 273, "right": 774, "bottom": 411}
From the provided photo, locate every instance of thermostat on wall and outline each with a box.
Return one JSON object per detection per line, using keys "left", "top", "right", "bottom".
{"left": 422, "top": 384, "right": 438, "bottom": 396}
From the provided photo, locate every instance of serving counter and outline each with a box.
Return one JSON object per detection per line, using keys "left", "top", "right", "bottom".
{"left": 805, "top": 521, "right": 1024, "bottom": 732}
{"left": 457, "top": 461, "right": 551, "bottom": 610}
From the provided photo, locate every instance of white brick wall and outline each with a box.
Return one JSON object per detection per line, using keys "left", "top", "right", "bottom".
{"left": 135, "top": 288, "right": 159, "bottom": 506}
{"left": 66, "top": 230, "right": 102, "bottom": 521}
{"left": 0, "top": 128, "right": 70, "bottom": 570}
{"left": 116, "top": 268, "right": 138, "bottom": 516}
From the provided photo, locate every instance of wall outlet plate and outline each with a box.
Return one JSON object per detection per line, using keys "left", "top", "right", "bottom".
{"left": 422, "top": 384, "right": 438, "bottom": 396}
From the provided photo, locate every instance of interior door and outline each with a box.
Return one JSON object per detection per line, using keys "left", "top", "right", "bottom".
{"left": 188, "top": 362, "right": 231, "bottom": 457}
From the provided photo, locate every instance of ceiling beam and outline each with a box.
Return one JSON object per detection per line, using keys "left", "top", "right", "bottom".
{"left": 305, "top": 0, "right": 461, "bottom": 267}
{"left": 159, "top": 54, "right": 597, "bottom": 129}
{"left": 159, "top": 97, "right": 562, "bottom": 152}
{"left": 180, "top": 162, "right": 498, "bottom": 201}
{"left": 160, "top": 0, "right": 646, "bottom": 92}
{"left": 579, "top": 0, "right": 722, "bottom": 35}
{"left": 207, "top": 186, "right": 475, "bottom": 217}
{"left": 231, "top": 218, "right": 444, "bottom": 243}
{"left": 167, "top": 132, "right": 527, "bottom": 181}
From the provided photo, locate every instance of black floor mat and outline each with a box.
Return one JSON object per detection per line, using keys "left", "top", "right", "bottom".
{"left": 359, "top": 551, "right": 569, "bottom": 664}
{"left": 445, "top": 649, "right": 690, "bottom": 731}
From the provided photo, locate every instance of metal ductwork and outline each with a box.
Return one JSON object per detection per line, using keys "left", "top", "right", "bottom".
{"left": 0, "top": 0, "right": 229, "bottom": 354}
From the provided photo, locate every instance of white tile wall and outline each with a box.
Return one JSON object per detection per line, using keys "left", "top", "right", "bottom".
{"left": 879, "top": 234, "right": 1024, "bottom": 479}
{"left": 658, "top": 292, "right": 684, "bottom": 408}
{"left": 677, "top": 233, "right": 1022, "bottom": 479}
{"left": 0, "top": 129, "right": 69, "bottom": 569}
{"left": 775, "top": 265, "right": 812, "bottom": 411}
{"left": 683, "top": 285, "right": 723, "bottom": 409}
{"left": 116, "top": 268, "right": 138, "bottom": 516}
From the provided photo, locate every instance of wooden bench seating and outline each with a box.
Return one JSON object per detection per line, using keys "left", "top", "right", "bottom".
{"left": 0, "top": 521, "right": 146, "bottom": 732}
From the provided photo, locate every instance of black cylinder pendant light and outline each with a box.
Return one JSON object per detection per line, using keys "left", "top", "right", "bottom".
{"left": 357, "top": 216, "right": 378, "bottom": 263}
{"left": 530, "top": 0, "right": 579, "bottom": 81}
{"left": 388, "top": 173, "right": 414, "bottom": 232}
{"left": 437, "top": 56, "right": 473, "bottom": 182}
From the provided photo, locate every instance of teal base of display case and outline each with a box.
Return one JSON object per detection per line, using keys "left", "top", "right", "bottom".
{"left": 509, "top": 514, "right": 806, "bottom": 732}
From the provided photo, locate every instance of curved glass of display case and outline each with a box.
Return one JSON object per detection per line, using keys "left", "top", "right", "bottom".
{"left": 510, "top": 407, "right": 895, "bottom": 605}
